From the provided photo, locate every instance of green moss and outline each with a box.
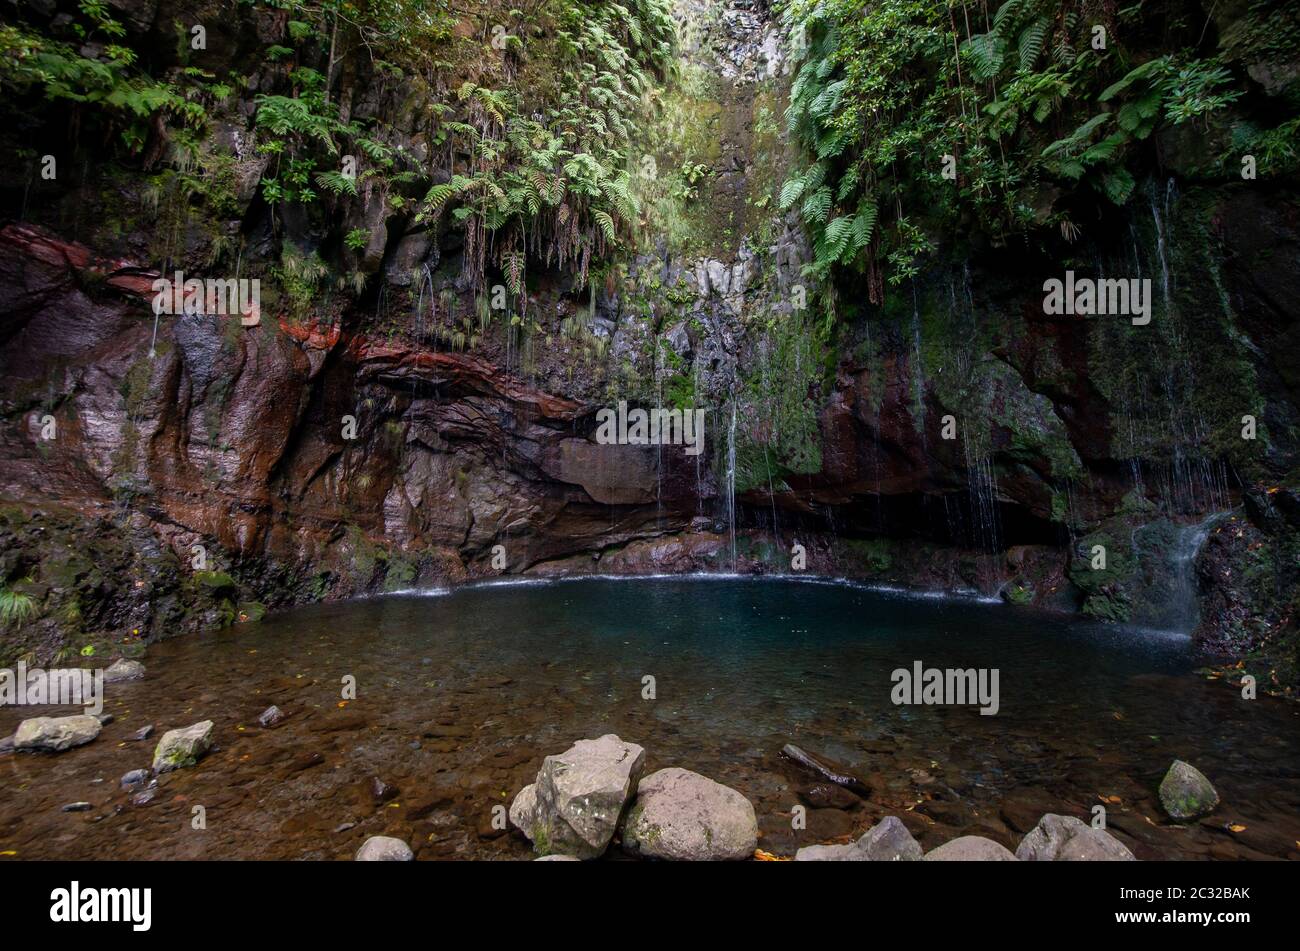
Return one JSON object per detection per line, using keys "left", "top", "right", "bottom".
{"left": 844, "top": 537, "right": 894, "bottom": 574}
{"left": 193, "top": 570, "right": 237, "bottom": 592}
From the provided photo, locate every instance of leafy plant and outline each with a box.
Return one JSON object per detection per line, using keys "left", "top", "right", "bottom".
{"left": 0, "top": 583, "right": 35, "bottom": 628}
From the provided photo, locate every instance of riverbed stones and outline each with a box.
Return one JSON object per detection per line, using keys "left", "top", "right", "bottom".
{"left": 621, "top": 767, "right": 758, "bottom": 861}
{"left": 1015, "top": 814, "right": 1136, "bottom": 861}
{"left": 152, "top": 720, "right": 214, "bottom": 773}
{"left": 355, "top": 836, "right": 414, "bottom": 861}
{"left": 795, "top": 816, "right": 923, "bottom": 861}
{"left": 923, "top": 836, "right": 1018, "bottom": 861}
{"left": 14, "top": 714, "right": 102, "bottom": 752}
{"left": 797, "top": 782, "right": 861, "bottom": 810}
{"left": 1159, "top": 760, "right": 1219, "bottom": 820}
{"left": 508, "top": 734, "right": 645, "bottom": 859}
{"left": 120, "top": 769, "right": 149, "bottom": 789}
{"left": 102, "top": 658, "right": 145, "bottom": 683}
{"left": 257, "top": 705, "right": 285, "bottom": 728}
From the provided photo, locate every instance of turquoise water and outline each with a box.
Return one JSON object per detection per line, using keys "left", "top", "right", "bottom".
{"left": 1, "top": 576, "right": 1297, "bottom": 860}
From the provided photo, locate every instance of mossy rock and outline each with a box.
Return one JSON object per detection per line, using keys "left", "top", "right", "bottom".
{"left": 193, "top": 570, "right": 237, "bottom": 594}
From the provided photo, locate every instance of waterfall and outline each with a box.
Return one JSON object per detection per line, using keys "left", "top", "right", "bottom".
{"left": 1166, "top": 513, "right": 1226, "bottom": 633}
{"left": 727, "top": 401, "right": 737, "bottom": 566}
{"left": 909, "top": 283, "right": 927, "bottom": 446}
{"left": 1135, "top": 511, "right": 1228, "bottom": 634}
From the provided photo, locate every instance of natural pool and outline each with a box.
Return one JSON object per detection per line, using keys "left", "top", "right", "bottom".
{"left": 2, "top": 576, "right": 1298, "bottom": 860}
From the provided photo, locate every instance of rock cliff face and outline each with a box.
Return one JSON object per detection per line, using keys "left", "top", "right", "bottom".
{"left": 0, "top": 0, "right": 1297, "bottom": 685}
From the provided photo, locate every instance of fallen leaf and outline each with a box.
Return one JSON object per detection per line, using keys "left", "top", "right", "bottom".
{"left": 753, "top": 849, "right": 789, "bottom": 862}
{"left": 1228, "top": 824, "right": 1247, "bottom": 833}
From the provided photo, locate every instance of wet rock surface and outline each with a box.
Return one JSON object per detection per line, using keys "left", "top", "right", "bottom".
{"left": 152, "top": 721, "right": 214, "bottom": 773}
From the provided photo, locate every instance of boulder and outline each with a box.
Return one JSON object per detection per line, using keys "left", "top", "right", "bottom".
{"left": 795, "top": 816, "right": 922, "bottom": 861}
{"left": 13, "top": 715, "right": 102, "bottom": 752}
{"left": 509, "top": 734, "right": 645, "bottom": 859}
{"left": 355, "top": 836, "right": 414, "bottom": 861}
{"left": 621, "top": 767, "right": 758, "bottom": 861}
{"left": 1015, "top": 814, "right": 1136, "bottom": 861}
{"left": 923, "top": 836, "right": 1018, "bottom": 861}
{"left": 152, "top": 720, "right": 214, "bottom": 773}
{"left": 1158, "top": 760, "right": 1219, "bottom": 820}
{"left": 103, "top": 658, "right": 145, "bottom": 683}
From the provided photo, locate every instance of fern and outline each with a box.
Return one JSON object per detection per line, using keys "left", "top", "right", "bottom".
{"left": 1018, "top": 20, "right": 1049, "bottom": 72}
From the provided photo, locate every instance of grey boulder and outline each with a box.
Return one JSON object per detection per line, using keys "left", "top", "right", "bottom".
{"left": 1015, "top": 814, "right": 1136, "bottom": 860}
{"left": 923, "top": 836, "right": 1018, "bottom": 861}
{"left": 14, "top": 715, "right": 102, "bottom": 752}
{"left": 621, "top": 767, "right": 758, "bottom": 861}
{"left": 355, "top": 836, "right": 414, "bottom": 861}
{"left": 509, "top": 734, "right": 645, "bottom": 859}
{"left": 796, "top": 815, "right": 922, "bottom": 861}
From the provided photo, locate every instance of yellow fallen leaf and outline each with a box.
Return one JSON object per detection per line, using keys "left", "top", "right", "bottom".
{"left": 753, "top": 849, "right": 788, "bottom": 862}
{"left": 0, "top": 851, "right": 16, "bottom": 856}
{"left": 1228, "top": 824, "right": 1247, "bottom": 833}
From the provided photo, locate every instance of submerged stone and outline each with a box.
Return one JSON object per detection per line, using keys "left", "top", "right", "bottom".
{"left": 103, "top": 658, "right": 145, "bottom": 683}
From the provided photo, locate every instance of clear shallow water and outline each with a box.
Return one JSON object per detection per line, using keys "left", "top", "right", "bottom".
{"left": 2, "top": 576, "right": 1298, "bottom": 860}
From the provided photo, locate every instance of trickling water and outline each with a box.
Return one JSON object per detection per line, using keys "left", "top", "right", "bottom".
{"left": 1131, "top": 511, "right": 1229, "bottom": 634}
{"left": 1165, "top": 511, "right": 1226, "bottom": 633}
{"left": 909, "top": 283, "right": 927, "bottom": 447}
{"left": 727, "top": 401, "right": 737, "bottom": 566}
